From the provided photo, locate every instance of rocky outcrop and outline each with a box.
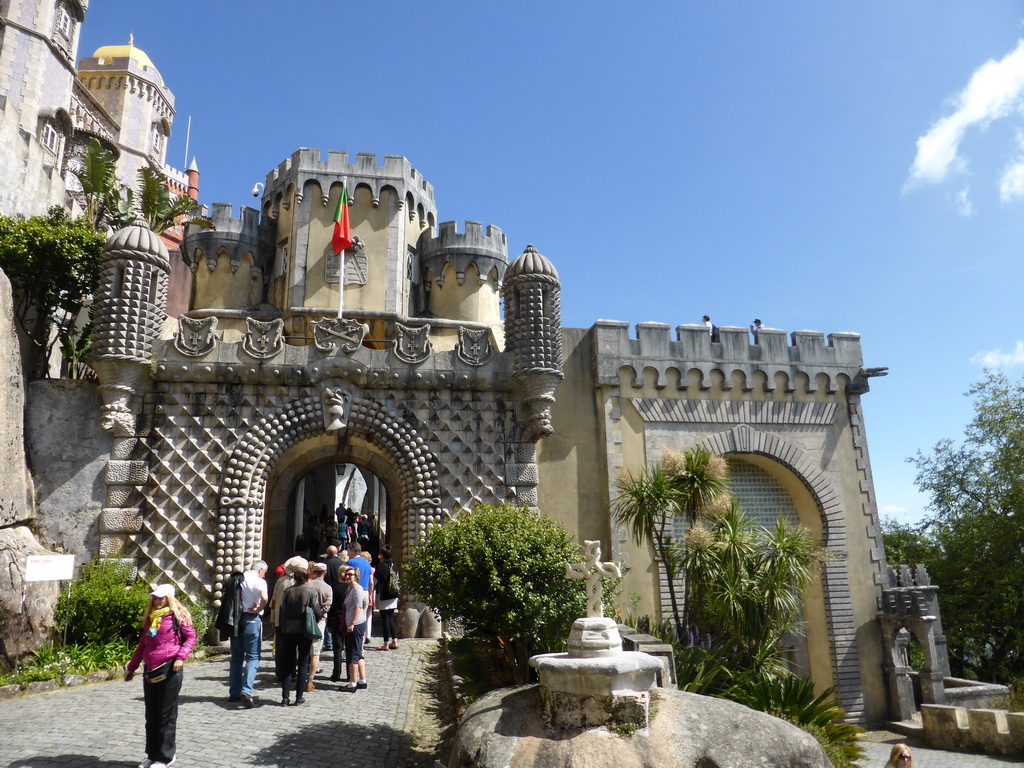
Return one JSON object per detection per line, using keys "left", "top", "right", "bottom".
{"left": 449, "top": 685, "right": 833, "bottom": 768}
{"left": 0, "top": 268, "right": 30, "bottom": 527}
{"left": 0, "top": 268, "right": 59, "bottom": 666}
{"left": 0, "top": 526, "right": 62, "bottom": 661}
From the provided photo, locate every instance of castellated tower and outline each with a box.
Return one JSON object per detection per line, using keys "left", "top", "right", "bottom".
{"left": 248, "top": 149, "right": 441, "bottom": 343}
{"left": 77, "top": 41, "right": 175, "bottom": 186}
{"left": 417, "top": 221, "right": 509, "bottom": 345}
{"left": 180, "top": 204, "right": 274, "bottom": 340}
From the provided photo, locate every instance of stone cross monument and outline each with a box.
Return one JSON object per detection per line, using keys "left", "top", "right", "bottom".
{"left": 529, "top": 539, "right": 663, "bottom": 729}
{"left": 565, "top": 540, "right": 621, "bottom": 619}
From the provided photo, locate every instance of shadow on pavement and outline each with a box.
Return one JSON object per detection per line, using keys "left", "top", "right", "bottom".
{"left": 249, "top": 720, "right": 402, "bottom": 765}
{"left": 10, "top": 757, "right": 133, "bottom": 768}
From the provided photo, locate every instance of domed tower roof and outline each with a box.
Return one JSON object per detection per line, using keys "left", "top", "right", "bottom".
{"left": 103, "top": 219, "right": 170, "bottom": 272}
{"left": 506, "top": 244, "right": 559, "bottom": 282}
{"left": 91, "top": 41, "right": 163, "bottom": 84}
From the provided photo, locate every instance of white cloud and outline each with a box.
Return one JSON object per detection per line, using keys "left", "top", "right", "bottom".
{"left": 954, "top": 186, "right": 975, "bottom": 216}
{"left": 970, "top": 340, "right": 1024, "bottom": 367}
{"left": 1000, "top": 159, "right": 1024, "bottom": 200}
{"left": 907, "top": 39, "right": 1024, "bottom": 188}
{"left": 1000, "top": 131, "right": 1024, "bottom": 201}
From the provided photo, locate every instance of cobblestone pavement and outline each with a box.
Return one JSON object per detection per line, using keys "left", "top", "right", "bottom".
{"left": 0, "top": 639, "right": 443, "bottom": 768}
{"left": 857, "top": 732, "right": 1024, "bottom": 767}
{"left": 4, "top": 646, "right": 1024, "bottom": 768}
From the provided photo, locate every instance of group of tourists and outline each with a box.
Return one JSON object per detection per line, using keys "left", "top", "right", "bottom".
{"left": 301, "top": 504, "right": 375, "bottom": 560}
{"left": 121, "top": 539, "right": 400, "bottom": 768}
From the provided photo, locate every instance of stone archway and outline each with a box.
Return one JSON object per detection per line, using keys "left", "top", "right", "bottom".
{"left": 262, "top": 440, "right": 402, "bottom": 570}
{"left": 690, "top": 424, "right": 866, "bottom": 718}
{"left": 212, "top": 386, "right": 442, "bottom": 602}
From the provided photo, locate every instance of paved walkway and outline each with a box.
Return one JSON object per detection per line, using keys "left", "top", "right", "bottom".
{"left": 0, "top": 639, "right": 441, "bottom": 768}
{"left": 3, "top": 644, "right": 1024, "bottom": 768}
{"left": 857, "top": 733, "right": 1024, "bottom": 767}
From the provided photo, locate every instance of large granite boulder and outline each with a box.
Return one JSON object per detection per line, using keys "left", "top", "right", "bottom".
{"left": 0, "top": 267, "right": 59, "bottom": 665}
{"left": 0, "top": 267, "right": 31, "bottom": 527}
{"left": 449, "top": 685, "right": 833, "bottom": 768}
{"left": 0, "top": 526, "right": 61, "bottom": 662}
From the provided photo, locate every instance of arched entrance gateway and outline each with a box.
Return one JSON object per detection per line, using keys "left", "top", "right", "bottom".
{"left": 212, "top": 389, "right": 443, "bottom": 605}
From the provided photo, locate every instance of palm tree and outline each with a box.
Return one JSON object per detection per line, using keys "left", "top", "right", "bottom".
{"left": 72, "top": 138, "right": 213, "bottom": 234}
{"left": 134, "top": 166, "right": 213, "bottom": 235}
{"left": 71, "top": 138, "right": 122, "bottom": 230}
{"left": 612, "top": 446, "right": 730, "bottom": 630}
{"left": 613, "top": 462, "right": 685, "bottom": 626}
{"left": 676, "top": 503, "right": 821, "bottom": 676}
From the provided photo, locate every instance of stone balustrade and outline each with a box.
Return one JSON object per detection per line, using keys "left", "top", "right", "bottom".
{"left": 922, "top": 703, "right": 1024, "bottom": 756}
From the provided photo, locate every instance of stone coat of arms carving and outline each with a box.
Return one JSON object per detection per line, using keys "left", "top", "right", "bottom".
{"left": 242, "top": 317, "right": 284, "bottom": 359}
{"left": 457, "top": 326, "right": 493, "bottom": 366}
{"left": 174, "top": 316, "right": 218, "bottom": 357}
{"left": 393, "top": 322, "right": 431, "bottom": 364}
{"left": 311, "top": 317, "right": 368, "bottom": 354}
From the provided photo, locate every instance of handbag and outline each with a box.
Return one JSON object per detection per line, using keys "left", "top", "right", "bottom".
{"left": 144, "top": 660, "right": 173, "bottom": 684}
{"left": 303, "top": 588, "right": 322, "bottom": 640}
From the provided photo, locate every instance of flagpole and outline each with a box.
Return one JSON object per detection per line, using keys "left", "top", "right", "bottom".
{"left": 337, "top": 176, "right": 347, "bottom": 319}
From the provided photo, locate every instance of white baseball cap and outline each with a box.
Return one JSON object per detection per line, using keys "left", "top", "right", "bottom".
{"left": 151, "top": 584, "right": 175, "bottom": 599}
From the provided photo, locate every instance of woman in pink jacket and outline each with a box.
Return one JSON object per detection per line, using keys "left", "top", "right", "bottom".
{"left": 124, "top": 584, "right": 198, "bottom": 768}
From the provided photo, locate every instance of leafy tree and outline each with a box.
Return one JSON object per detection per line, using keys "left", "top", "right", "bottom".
{"left": 0, "top": 207, "right": 104, "bottom": 377}
{"left": 403, "top": 503, "right": 611, "bottom": 683}
{"left": 908, "top": 371, "right": 1024, "bottom": 682}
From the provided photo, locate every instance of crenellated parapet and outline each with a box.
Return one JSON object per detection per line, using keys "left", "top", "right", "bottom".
{"left": 261, "top": 148, "right": 436, "bottom": 221}
{"left": 419, "top": 221, "right": 508, "bottom": 323}
{"left": 419, "top": 221, "right": 508, "bottom": 281}
{"left": 593, "top": 321, "right": 865, "bottom": 394}
{"left": 182, "top": 203, "right": 273, "bottom": 273}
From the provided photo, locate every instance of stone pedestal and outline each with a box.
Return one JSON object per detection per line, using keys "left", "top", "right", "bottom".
{"left": 530, "top": 650, "right": 664, "bottom": 728}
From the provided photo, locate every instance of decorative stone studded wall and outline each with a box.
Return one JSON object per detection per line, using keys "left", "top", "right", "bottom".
{"left": 136, "top": 376, "right": 516, "bottom": 601}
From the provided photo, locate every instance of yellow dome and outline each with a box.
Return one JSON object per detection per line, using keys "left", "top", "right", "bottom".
{"left": 91, "top": 42, "right": 159, "bottom": 77}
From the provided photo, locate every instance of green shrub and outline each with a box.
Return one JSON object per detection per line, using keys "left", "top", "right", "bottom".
{"left": 732, "top": 675, "right": 864, "bottom": 767}
{"left": 54, "top": 559, "right": 151, "bottom": 644}
{"left": 404, "top": 503, "right": 616, "bottom": 683}
{"left": 0, "top": 638, "right": 135, "bottom": 687}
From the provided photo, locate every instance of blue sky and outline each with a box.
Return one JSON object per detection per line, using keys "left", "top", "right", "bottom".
{"left": 80, "top": 2, "right": 1024, "bottom": 525}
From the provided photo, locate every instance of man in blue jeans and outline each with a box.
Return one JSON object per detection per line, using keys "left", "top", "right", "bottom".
{"left": 228, "top": 560, "right": 268, "bottom": 708}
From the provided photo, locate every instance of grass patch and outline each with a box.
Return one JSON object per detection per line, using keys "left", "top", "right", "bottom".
{"left": 608, "top": 721, "right": 640, "bottom": 737}
{"left": 0, "top": 638, "right": 134, "bottom": 687}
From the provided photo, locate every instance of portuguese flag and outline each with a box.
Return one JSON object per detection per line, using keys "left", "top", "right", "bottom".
{"left": 331, "top": 185, "right": 352, "bottom": 254}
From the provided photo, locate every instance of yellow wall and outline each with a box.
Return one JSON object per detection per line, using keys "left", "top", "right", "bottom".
{"left": 305, "top": 184, "right": 395, "bottom": 312}
{"left": 537, "top": 327, "right": 886, "bottom": 721}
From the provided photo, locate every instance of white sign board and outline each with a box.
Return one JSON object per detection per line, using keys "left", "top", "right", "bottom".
{"left": 24, "top": 555, "right": 75, "bottom": 582}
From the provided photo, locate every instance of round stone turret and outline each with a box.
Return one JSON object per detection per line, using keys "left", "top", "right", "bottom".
{"left": 503, "top": 244, "right": 562, "bottom": 377}
{"left": 502, "top": 244, "right": 563, "bottom": 441}
{"left": 91, "top": 219, "right": 170, "bottom": 364}
{"left": 419, "top": 221, "right": 508, "bottom": 324}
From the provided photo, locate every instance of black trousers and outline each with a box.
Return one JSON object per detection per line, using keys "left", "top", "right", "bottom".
{"left": 330, "top": 627, "right": 347, "bottom": 680}
{"left": 276, "top": 632, "right": 312, "bottom": 699}
{"left": 143, "top": 665, "right": 183, "bottom": 763}
{"left": 380, "top": 608, "right": 398, "bottom": 644}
